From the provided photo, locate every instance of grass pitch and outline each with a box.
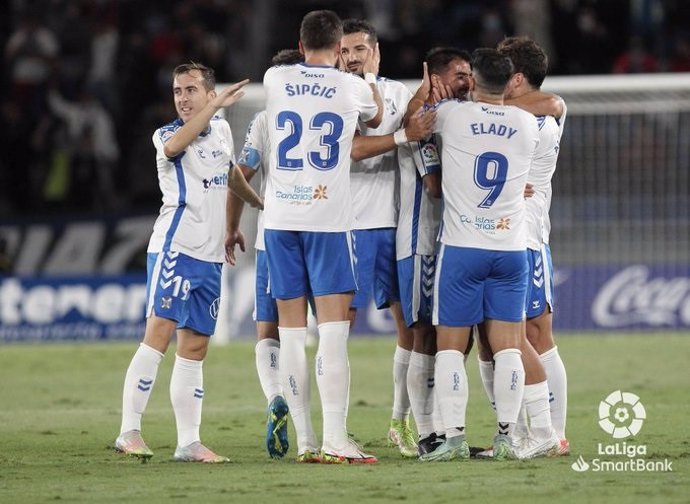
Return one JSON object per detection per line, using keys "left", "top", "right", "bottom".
{"left": 0, "top": 334, "right": 688, "bottom": 503}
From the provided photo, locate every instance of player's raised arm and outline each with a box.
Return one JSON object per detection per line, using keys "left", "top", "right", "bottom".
{"left": 505, "top": 91, "right": 564, "bottom": 119}
{"left": 164, "top": 76, "right": 249, "bottom": 158}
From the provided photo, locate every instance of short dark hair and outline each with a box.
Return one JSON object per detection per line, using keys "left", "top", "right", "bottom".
{"left": 342, "top": 18, "right": 377, "bottom": 45}
{"left": 271, "top": 49, "right": 304, "bottom": 66}
{"left": 172, "top": 62, "right": 215, "bottom": 91}
{"left": 497, "top": 36, "right": 548, "bottom": 88}
{"left": 300, "top": 10, "right": 343, "bottom": 51}
{"left": 471, "top": 48, "right": 514, "bottom": 95}
{"left": 425, "top": 47, "right": 472, "bottom": 75}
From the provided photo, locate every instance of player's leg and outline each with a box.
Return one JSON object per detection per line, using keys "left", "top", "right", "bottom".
{"left": 306, "top": 230, "right": 376, "bottom": 464}
{"left": 265, "top": 229, "right": 319, "bottom": 462}
{"left": 526, "top": 244, "right": 568, "bottom": 450}
{"left": 253, "top": 249, "right": 289, "bottom": 458}
{"left": 409, "top": 323, "right": 439, "bottom": 456}
{"left": 422, "top": 244, "right": 477, "bottom": 462}
{"left": 116, "top": 252, "right": 177, "bottom": 459}
{"left": 484, "top": 249, "right": 529, "bottom": 460}
{"left": 372, "top": 228, "right": 417, "bottom": 457}
{"left": 396, "top": 253, "right": 435, "bottom": 457}
{"left": 169, "top": 256, "right": 228, "bottom": 463}
{"left": 387, "top": 302, "right": 417, "bottom": 456}
{"left": 420, "top": 325, "right": 471, "bottom": 462}
{"left": 476, "top": 322, "right": 496, "bottom": 411}
{"left": 515, "top": 325, "right": 560, "bottom": 459}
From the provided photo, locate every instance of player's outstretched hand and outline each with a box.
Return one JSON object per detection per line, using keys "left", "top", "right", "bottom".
{"left": 412, "top": 62, "right": 431, "bottom": 104}
{"left": 212, "top": 79, "right": 250, "bottom": 109}
{"left": 405, "top": 108, "right": 436, "bottom": 142}
{"left": 225, "top": 229, "right": 246, "bottom": 266}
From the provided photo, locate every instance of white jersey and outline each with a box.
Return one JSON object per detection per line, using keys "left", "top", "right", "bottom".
{"left": 263, "top": 63, "right": 378, "bottom": 232}
{"left": 237, "top": 110, "right": 269, "bottom": 251}
{"left": 542, "top": 105, "right": 566, "bottom": 245}
{"left": 433, "top": 100, "right": 539, "bottom": 251}
{"left": 351, "top": 77, "right": 411, "bottom": 229}
{"left": 396, "top": 138, "right": 442, "bottom": 260}
{"left": 148, "top": 116, "right": 235, "bottom": 263}
{"left": 525, "top": 106, "right": 566, "bottom": 249}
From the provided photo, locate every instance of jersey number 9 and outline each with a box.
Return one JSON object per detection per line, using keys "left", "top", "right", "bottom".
{"left": 474, "top": 151, "right": 508, "bottom": 208}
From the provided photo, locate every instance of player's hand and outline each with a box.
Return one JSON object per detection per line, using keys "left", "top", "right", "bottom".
{"left": 362, "top": 42, "right": 380, "bottom": 77}
{"left": 404, "top": 108, "right": 436, "bottom": 142}
{"left": 212, "top": 79, "right": 250, "bottom": 109}
{"left": 524, "top": 183, "right": 535, "bottom": 199}
{"left": 251, "top": 197, "right": 265, "bottom": 211}
{"left": 224, "top": 229, "right": 246, "bottom": 266}
{"left": 431, "top": 81, "right": 454, "bottom": 104}
{"left": 337, "top": 53, "right": 347, "bottom": 72}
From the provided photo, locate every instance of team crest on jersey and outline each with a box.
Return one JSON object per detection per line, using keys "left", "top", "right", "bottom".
{"left": 313, "top": 185, "right": 328, "bottom": 200}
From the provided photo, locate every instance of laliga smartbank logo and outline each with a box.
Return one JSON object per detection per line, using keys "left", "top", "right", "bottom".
{"left": 571, "top": 390, "right": 673, "bottom": 473}
{"left": 598, "top": 390, "right": 645, "bottom": 438}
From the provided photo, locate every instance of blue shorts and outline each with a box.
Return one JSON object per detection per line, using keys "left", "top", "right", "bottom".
{"left": 146, "top": 251, "right": 222, "bottom": 336}
{"left": 254, "top": 249, "right": 278, "bottom": 322}
{"left": 264, "top": 229, "right": 357, "bottom": 300}
{"left": 397, "top": 254, "right": 435, "bottom": 327}
{"left": 351, "top": 228, "right": 399, "bottom": 309}
{"left": 525, "top": 244, "right": 554, "bottom": 319}
{"left": 432, "top": 244, "right": 527, "bottom": 327}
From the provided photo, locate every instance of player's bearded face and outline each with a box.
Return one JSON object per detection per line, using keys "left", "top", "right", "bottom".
{"left": 441, "top": 59, "right": 473, "bottom": 99}
{"left": 340, "top": 32, "right": 373, "bottom": 76}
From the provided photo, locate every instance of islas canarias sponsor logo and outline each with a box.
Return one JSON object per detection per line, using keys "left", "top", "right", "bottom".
{"left": 459, "top": 215, "right": 510, "bottom": 232}
{"left": 275, "top": 184, "right": 328, "bottom": 204}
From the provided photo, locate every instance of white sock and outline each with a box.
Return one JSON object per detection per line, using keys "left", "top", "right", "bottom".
{"left": 255, "top": 338, "right": 282, "bottom": 404}
{"left": 434, "top": 350, "right": 468, "bottom": 439}
{"left": 407, "top": 351, "right": 435, "bottom": 439}
{"left": 540, "top": 346, "right": 568, "bottom": 439}
{"left": 493, "top": 348, "right": 525, "bottom": 435}
{"left": 515, "top": 404, "right": 529, "bottom": 440}
{"left": 315, "top": 321, "right": 350, "bottom": 452}
{"left": 523, "top": 381, "right": 553, "bottom": 439}
{"left": 432, "top": 387, "right": 444, "bottom": 435}
{"left": 478, "top": 359, "right": 496, "bottom": 410}
{"left": 170, "top": 354, "right": 203, "bottom": 448}
{"left": 392, "top": 346, "right": 412, "bottom": 420}
{"left": 120, "top": 343, "right": 164, "bottom": 434}
{"left": 279, "top": 326, "right": 317, "bottom": 453}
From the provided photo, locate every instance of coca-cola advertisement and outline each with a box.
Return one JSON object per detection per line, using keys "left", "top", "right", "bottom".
{"left": 555, "top": 265, "right": 690, "bottom": 330}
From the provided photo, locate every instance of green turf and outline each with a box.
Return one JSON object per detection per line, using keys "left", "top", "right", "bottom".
{"left": 0, "top": 334, "right": 688, "bottom": 503}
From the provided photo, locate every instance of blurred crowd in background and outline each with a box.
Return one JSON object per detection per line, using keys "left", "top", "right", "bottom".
{"left": 1, "top": 0, "right": 689, "bottom": 219}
